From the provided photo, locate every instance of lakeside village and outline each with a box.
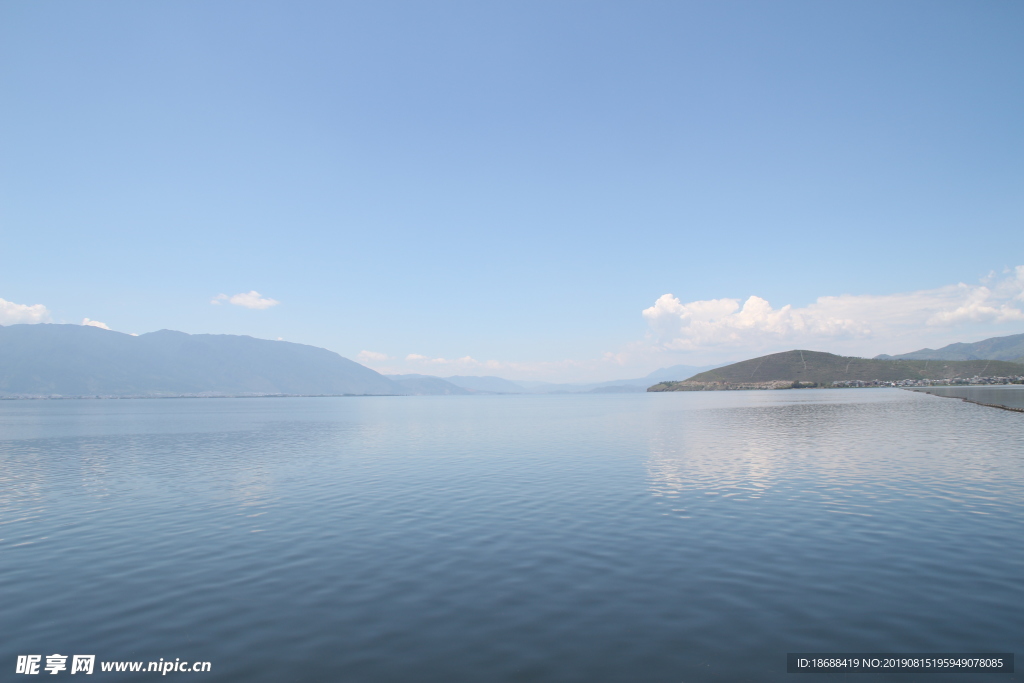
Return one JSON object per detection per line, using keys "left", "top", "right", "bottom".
{"left": 830, "top": 375, "right": 1024, "bottom": 388}
{"left": 654, "top": 375, "right": 1024, "bottom": 392}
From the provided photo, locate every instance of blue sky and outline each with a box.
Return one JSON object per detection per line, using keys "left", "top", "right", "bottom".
{"left": 2, "top": 0, "right": 1023, "bottom": 381}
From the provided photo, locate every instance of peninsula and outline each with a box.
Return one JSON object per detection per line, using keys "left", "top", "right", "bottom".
{"left": 647, "top": 350, "right": 1024, "bottom": 392}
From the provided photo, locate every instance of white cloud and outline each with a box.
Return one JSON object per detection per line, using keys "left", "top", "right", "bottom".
{"left": 356, "top": 266, "right": 1024, "bottom": 383}
{"left": 643, "top": 267, "right": 1024, "bottom": 356}
{"left": 406, "top": 354, "right": 483, "bottom": 367}
{"left": 82, "top": 318, "right": 110, "bottom": 330}
{"left": 0, "top": 297, "right": 51, "bottom": 324}
{"left": 211, "top": 291, "right": 280, "bottom": 310}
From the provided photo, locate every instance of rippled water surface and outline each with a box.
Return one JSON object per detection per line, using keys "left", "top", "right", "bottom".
{"left": 2, "top": 390, "right": 1022, "bottom": 681}
{"left": 911, "top": 384, "right": 1024, "bottom": 410}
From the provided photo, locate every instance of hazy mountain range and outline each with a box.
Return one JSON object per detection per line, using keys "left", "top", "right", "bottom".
{"left": 386, "top": 374, "right": 519, "bottom": 395}
{"left": 3, "top": 323, "right": 1023, "bottom": 398}
{"left": 875, "top": 333, "right": 1024, "bottom": 363}
{"left": 0, "top": 324, "right": 722, "bottom": 398}
{"left": 0, "top": 324, "right": 398, "bottom": 397}
{"left": 388, "top": 364, "right": 724, "bottom": 395}
{"left": 386, "top": 375, "right": 473, "bottom": 395}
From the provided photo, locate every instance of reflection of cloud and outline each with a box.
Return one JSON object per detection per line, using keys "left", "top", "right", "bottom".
{"left": 645, "top": 397, "right": 786, "bottom": 506}
{"left": 229, "top": 466, "right": 276, "bottom": 532}
{"left": 647, "top": 390, "right": 1023, "bottom": 525}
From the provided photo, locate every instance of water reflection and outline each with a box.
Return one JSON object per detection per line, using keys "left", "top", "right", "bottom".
{"left": 910, "top": 384, "right": 1024, "bottom": 410}
{"left": 2, "top": 393, "right": 1023, "bottom": 683}
{"left": 647, "top": 410, "right": 780, "bottom": 503}
{"left": 646, "top": 389, "right": 1024, "bottom": 522}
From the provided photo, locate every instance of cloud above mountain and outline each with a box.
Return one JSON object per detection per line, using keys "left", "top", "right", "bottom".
{"left": 643, "top": 266, "right": 1024, "bottom": 354}
{"left": 211, "top": 291, "right": 280, "bottom": 310}
{"left": 0, "top": 297, "right": 51, "bottom": 324}
{"left": 356, "top": 267, "right": 1024, "bottom": 382}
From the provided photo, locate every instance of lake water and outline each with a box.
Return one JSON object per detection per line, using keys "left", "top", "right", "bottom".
{"left": 910, "top": 384, "right": 1024, "bottom": 410}
{"left": 2, "top": 390, "right": 1022, "bottom": 681}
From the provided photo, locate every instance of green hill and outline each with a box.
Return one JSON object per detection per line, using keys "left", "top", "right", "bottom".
{"left": 648, "top": 350, "right": 1024, "bottom": 391}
